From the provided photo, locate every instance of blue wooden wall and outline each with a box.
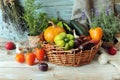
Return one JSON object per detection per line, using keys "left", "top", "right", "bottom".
{"left": 0, "top": 0, "right": 74, "bottom": 41}
{"left": 19, "top": 0, "right": 74, "bottom": 21}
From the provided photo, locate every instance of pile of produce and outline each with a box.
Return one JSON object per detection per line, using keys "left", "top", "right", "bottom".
{"left": 15, "top": 47, "right": 48, "bottom": 71}
{"left": 43, "top": 19, "right": 102, "bottom": 50}
{"left": 12, "top": 0, "right": 102, "bottom": 67}
{"left": 14, "top": 18, "right": 102, "bottom": 63}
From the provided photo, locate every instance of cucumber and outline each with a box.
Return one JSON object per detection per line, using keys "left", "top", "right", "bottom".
{"left": 70, "top": 20, "right": 89, "bottom": 36}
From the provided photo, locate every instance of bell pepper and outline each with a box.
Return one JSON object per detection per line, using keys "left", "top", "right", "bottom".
{"left": 54, "top": 32, "right": 74, "bottom": 50}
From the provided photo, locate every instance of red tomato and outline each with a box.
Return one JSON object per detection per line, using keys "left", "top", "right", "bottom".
{"left": 108, "top": 47, "right": 117, "bottom": 55}
{"left": 35, "top": 48, "right": 45, "bottom": 61}
{"left": 26, "top": 52, "right": 36, "bottom": 66}
{"left": 15, "top": 53, "right": 25, "bottom": 63}
{"left": 5, "top": 42, "right": 16, "bottom": 50}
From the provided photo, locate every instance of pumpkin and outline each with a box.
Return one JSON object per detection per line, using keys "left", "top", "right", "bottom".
{"left": 44, "top": 21, "right": 66, "bottom": 43}
{"left": 89, "top": 27, "right": 103, "bottom": 41}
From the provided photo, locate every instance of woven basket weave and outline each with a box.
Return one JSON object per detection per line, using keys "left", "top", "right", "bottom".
{"left": 42, "top": 41, "right": 102, "bottom": 66}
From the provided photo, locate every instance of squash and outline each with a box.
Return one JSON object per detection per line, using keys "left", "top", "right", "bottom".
{"left": 89, "top": 27, "right": 103, "bottom": 41}
{"left": 44, "top": 21, "right": 66, "bottom": 43}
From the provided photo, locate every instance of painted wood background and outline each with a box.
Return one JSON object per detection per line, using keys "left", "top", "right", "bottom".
{"left": 0, "top": 0, "right": 74, "bottom": 41}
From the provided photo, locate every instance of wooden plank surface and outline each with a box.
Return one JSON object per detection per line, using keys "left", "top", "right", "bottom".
{"left": 0, "top": 37, "right": 120, "bottom": 80}
{"left": 0, "top": 61, "right": 119, "bottom": 80}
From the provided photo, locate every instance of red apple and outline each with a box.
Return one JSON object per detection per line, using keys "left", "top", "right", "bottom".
{"left": 5, "top": 42, "right": 16, "bottom": 50}
{"left": 108, "top": 47, "right": 117, "bottom": 55}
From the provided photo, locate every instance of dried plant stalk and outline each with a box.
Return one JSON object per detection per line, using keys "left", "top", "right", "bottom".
{"left": 0, "top": 0, "right": 27, "bottom": 31}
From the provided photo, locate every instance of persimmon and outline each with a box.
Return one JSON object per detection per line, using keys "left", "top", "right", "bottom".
{"left": 35, "top": 48, "right": 45, "bottom": 61}
{"left": 15, "top": 53, "right": 25, "bottom": 63}
{"left": 25, "top": 52, "right": 36, "bottom": 66}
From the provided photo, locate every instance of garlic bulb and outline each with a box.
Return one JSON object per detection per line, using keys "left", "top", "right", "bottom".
{"left": 98, "top": 47, "right": 109, "bottom": 64}
{"left": 15, "top": 42, "right": 22, "bottom": 53}
{"left": 98, "top": 53, "right": 108, "bottom": 64}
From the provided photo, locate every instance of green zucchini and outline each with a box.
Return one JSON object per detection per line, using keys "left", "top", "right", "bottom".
{"left": 70, "top": 20, "right": 89, "bottom": 36}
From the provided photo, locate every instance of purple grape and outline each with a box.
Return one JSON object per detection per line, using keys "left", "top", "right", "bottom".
{"left": 39, "top": 62, "right": 48, "bottom": 71}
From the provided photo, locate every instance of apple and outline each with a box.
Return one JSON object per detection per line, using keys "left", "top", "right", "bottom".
{"left": 5, "top": 42, "right": 16, "bottom": 50}
{"left": 108, "top": 47, "right": 117, "bottom": 55}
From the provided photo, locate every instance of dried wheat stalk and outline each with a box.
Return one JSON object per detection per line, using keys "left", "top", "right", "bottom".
{"left": 0, "top": 0, "right": 27, "bottom": 31}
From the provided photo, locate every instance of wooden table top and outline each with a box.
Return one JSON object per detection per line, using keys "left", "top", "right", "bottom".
{"left": 0, "top": 38, "right": 120, "bottom": 80}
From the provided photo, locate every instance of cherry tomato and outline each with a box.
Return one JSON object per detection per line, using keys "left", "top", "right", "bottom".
{"left": 15, "top": 53, "right": 25, "bottom": 63}
{"left": 5, "top": 42, "right": 16, "bottom": 50}
{"left": 35, "top": 48, "right": 45, "bottom": 61}
{"left": 108, "top": 47, "right": 117, "bottom": 55}
{"left": 26, "top": 52, "right": 36, "bottom": 66}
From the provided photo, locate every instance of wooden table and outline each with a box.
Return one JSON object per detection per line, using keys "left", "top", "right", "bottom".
{"left": 0, "top": 38, "right": 120, "bottom": 80}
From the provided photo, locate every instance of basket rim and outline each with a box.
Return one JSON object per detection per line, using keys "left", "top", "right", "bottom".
{"left": 44, "top": 40, "right": 102, "bottom": 54}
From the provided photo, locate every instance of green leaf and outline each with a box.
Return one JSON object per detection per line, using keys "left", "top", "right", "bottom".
{"left": 63, "top": 23, "right": 71, "bottom": 32}
{"left": 57, "top": 21, "right": 63, "bottom": 27}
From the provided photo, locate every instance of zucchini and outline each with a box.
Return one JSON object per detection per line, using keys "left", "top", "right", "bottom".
{"left": 70, "top": 20, "right": 89, "bottom": 36}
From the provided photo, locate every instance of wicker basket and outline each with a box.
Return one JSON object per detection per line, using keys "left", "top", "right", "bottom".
{"left": 42, "top": 41, "right": 102, "bottom": 66}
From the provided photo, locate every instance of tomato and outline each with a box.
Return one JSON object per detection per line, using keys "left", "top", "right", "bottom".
{"left": 5, "top": 42, "right": 16, "bottom": 50}
{"left": 108, "top": 47, "right": 117, "bottom": 55}
{"left": 15, "top": 53, "right": 25, "bottom": 63}
{"left": 35, "top": 48, "right": 45, "bottom": 61}
{"left": 26, "top": 52, "right": 36, "bottom": 66}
